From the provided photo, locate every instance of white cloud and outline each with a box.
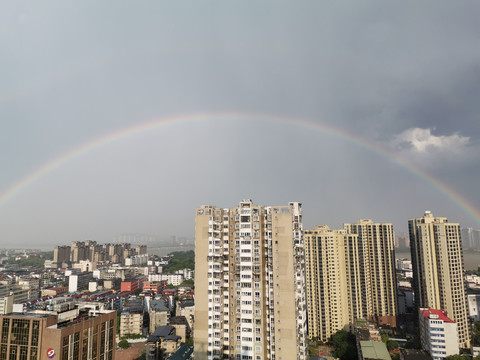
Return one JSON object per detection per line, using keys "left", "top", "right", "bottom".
{"left": 392, "top": 127, "right": 470, "bottom": 154}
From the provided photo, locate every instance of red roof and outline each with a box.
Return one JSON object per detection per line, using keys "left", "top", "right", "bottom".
{"left": 420, "top": 308, "right": 455, "bottom": 323}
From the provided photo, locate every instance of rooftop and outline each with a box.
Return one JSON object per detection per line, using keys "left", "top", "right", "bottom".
{"left": 360, "top": 340, "right": 390, "bottom": 360}
{"left": 420, "top": 308, "right": 455, "bottom": 323}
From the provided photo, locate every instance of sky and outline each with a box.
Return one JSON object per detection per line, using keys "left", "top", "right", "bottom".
{"left": 1, "top": 1, "right": 480, "bottom": 248}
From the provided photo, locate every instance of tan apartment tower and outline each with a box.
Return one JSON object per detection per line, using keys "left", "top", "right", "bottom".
{"left": 344, "top": 219, "right": 397, "bottom": 327}
{"left": 409, "top": 211, "right": 470, "bottom": 349}
{"left": 194, "top": 200, "right": 307, "bottom": 360}
{"left": 304, "top": 226, "right": 362, "bottom": 342}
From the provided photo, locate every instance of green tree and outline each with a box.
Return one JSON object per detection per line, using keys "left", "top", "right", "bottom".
{"left": 446, "top": 355, "right": 470, "bottom": 360}
{"left": 381, "top": 334, "right": 389, "bottom": 343}
{"left": 180, "top": 279, "right": 194, "bottom": 287}
{"left": 386, "top": 340, "right": 398, "bottom": 351}
{"left": 331, "top": 330, "right": 358, "bottom": 360}
{"left": 472, "top": 321, "right": 480, "bottom": 346}
{"left": 118, "top": 339, "right": 130, "bottom": 350}
{"left": 163, "top": 251, "right": 195, "bottom": 272}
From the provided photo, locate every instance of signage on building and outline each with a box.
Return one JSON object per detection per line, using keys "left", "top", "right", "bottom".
{"left": 47, "top": 348, "right": 55, "bottom": 358}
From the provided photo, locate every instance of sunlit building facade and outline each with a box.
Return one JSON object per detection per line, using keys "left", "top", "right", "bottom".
{"left": 304, "top": 226, "right": 361, "bottom": 342}
{"left": 344, "top": 220, "right": 397, "bottom": 327}
{"left": 194, "top": 200, "right": 307, "bottom": 360}
{"left": 409, "top": 211, "right": 470, "bottom": 349}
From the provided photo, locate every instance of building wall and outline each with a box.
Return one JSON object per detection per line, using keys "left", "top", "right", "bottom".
{"left": 120, "top": 312, "right": 143, "bottom": 337}
{"left": 344, "top": 220, "right": 397, "bottom": 326}
{"left": 149, "top": 311, "right": 169, "bottom": 334}
{"left": 419, "top": 308, "right": 459, "bottom": 360}
{"left": 409, "top": 212, "right": 470, "bottom": 348}
{"left": 304, "top": 226, "right": 356, "bottom": 342}
{"left": 0, "top": 310, "right": 115, "bottom": 360}
{"left": 194, "top": 200, "right": 307, "bottom": 360}
{"left": 468, "top": 294, "right": 480, "bottom": 321}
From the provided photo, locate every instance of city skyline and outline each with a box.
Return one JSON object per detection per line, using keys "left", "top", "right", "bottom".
{"left": 1, "top": 1, "right": 480, "bottom": 247}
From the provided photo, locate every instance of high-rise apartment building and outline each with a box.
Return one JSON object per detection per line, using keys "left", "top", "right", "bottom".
{"left": 53, "top": 246, "right": 71, "bottom": 267}
{"left": 194, "top": 200, "right": 307, "bottom": 360}
{"left": 409, "top": 211, "right": 470, "bottom": 349}
{"left": 344, "top": 219, "right": 397, "bottom": 327}
{"left": 304, "top": 226, "right": 361, "bottom": 342}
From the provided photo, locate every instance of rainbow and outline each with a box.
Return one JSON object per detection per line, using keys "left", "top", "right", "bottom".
{"left": 1, "top": 112, "right": 479, "bottom": 225}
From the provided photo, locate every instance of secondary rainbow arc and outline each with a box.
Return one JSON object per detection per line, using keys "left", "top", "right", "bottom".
{"left": 0, "top": 112, "right": 479, "bottom": 226}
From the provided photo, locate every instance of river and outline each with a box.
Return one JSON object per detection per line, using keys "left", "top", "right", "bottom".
{"left": 395, "top": 249, "right": 480, "bottom": 271}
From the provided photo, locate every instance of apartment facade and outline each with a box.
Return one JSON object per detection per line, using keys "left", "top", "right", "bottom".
{"left": 194, "top": 200, "right": 307, "bottom": 360}
{"left": 419, "top": 308, "right": 459, "bottom": 360}
{"left": 0, "top": 309, "right": 115, "bottom": 360}
{"left": 304, "top": 226, "right": 360, "bottom": 341}
{"left": 344, "top": 220, "right": 397, "bottom": 327}
{"left": 409, "top": 211, "right": 470, "bottom": 349}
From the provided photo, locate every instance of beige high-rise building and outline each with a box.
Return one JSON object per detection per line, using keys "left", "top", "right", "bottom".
{"left": 53, "top": 246, "right": 71, "bottom": 267}
{"left": 344, "top": 219, "right": 397, "bottom": 327}
{"left": 304, "top": 226, "right": 361, "bottom": 342}
{"left": 194, "top": 200, "right": 307, "bottom": 360}
{"left": 409, "top": 211, "right": 470, "bottom": 349}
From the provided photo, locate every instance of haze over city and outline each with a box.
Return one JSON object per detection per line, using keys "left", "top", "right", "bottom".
{"left": 1, "top": 1, "right": 480, "bottom": 248}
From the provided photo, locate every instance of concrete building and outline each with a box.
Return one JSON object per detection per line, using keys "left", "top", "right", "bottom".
{"left": 121, "top": 276, "right": 147, "bottom": 293}
{"left": 344, "top": 219, "right": 397, "bottom": 327}
{"left": 359, "top": 340, "right": 390, "bottom": 360}
{"left": 148, "top": 274, "right": 184, "bottom": 286}
{"left": 53, "top": 246, "right": 71, "bottom": 268}
{"left": 169, "top": 316, "right": 191, "bottom": 343}
{"left": 68, "top": 272, "right": 94, "bottom": 293}
{"left": 304, "top": 225, "right": 360, "bottom": 342}
{"left": 194, "top": 200, "right": 307, "bottom": 360}
{"left": 0, "top": 307, "right": 115, "bottom": 360}
{"left": 176, "top": 300, "right": 194, "bottom": 332}
{"left": 409, "top": 212, "right": 470, "bottom": 348}
{"left": 143, "top": 282, "right": 167, "bottom": 295}
{"left": 146, "top": 325, "right": 181, "bottom": 360}
{"left": 120, "top": 305, "right": 144, "bottom": 337}
{"left": 419, "top": 308, "right": 459, "bottom": 360}
{"left": 149, "top": 299, "right": 170, "bottom": 334}
{"left": 0, "top": 295, "right": 13, "bottom": 315}
{"left": 468, "top": 294, "right": 480, "bottom": 321}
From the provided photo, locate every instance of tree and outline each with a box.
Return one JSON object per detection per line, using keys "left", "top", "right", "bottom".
{"left": 331, "top": 330, "right": 358, "bottom": 360}
{"left": 118, "top": 339, "right": 130, "bottom": 350}
{"left": 472, "top": 321, "right": 480, "bottom": 346}
{"left": 446, "top": 355, "right": 469, "bottom": 360}
{"left": 386, "top": 340, "right": 398, "bottom": 351}
{"left": 381, "top": 334, "right": 389, "bottom": 343}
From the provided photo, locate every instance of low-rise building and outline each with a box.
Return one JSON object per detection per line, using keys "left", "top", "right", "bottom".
{"left": 168, "top": 316, "right": 190, "bottom": 343}
{"left": 143, "top": 281, "right": 167, "bottom": 295}
{"left": 468, "top": 294, "right": 480, "bottom": 321}
{"left": 148, "top": 274, "right": 184, "bottom": 286}
{"left": 121, "top": 276, "right": 147, "bottom": 293}
{"left": 0, "top": 306, "right": 116, "bottom": 360}
{"left": 120, "top": 306, "right": 144, "bottom": 337}
{"left": 42, "top": 286, "right": 68, "bottom": 297}
{"left": 176, "top": 300, "right": 194, "bottom": 332}
{"left": 146, "top": 325, "right": 181, "bottom": 360}
{"left": 359, "top": 340, "right": 390, "bottom": 360}
{"left": 149, "top": 299, "right": 170, "bottom": 334}
{"left": 68, "top": 272, "right": 93, "bottom": 293}
{"left": 419, "top": 308, "right": 459, "bottom": 360}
